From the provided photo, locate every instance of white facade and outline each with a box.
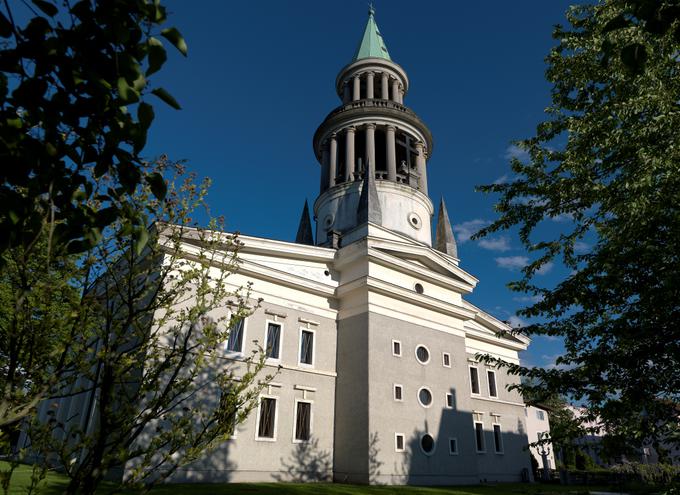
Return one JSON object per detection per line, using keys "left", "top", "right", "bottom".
{"left": 525, "top": 406, "right": 556, "bottom": 470}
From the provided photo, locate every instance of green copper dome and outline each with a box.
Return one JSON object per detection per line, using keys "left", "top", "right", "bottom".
{"left": 352, "top": 7, "right": 391, "bottom": 62}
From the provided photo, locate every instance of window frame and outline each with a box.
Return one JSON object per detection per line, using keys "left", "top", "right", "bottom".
{"left": 393, "top": 383, "right": 403, "bottom": 402}
{"left": 442, "top": 352, "right": 451, "bottom": 368}
{"left": 419, "top": 433, "right": 436, "bottom": 456}
{"left": 493, "top": 422, "right": 504, "bottom": 454}
{"left": 417, "top": 386, "right": 433, "bottom": 408}
{"left": 474, "top": 421, "right": 486, "bottom": 453}
{"left": 392, "top": 339, "right": 402, "bottom": 357}
{"left": 224, "top": 315, "right": 247, "bottom": 356}
{"left": 448, "top": 437, "right": 459, "bottom": 455}
{"left": 255, "top": 394, "right": 279, "bottom": 442}
{"left": 536, "top": 409, "right": 546, "bottom": 421}
{"left": 487, "top": 369, "right": 498, "bottom": 398}
{"left": 445, "top": 392, "right": 454, "bottom": 409}
{"left": 292, "top": 398, "right": 313, "bottom": 443}
{"left": 297, "top": 327, "right": 316, "bottom": 368}
{"left": 469, "top": 365, "right": 481, "bottom": 395}
{"left": 395, "top": 433, "right": 405, "bottom": 452}
{"left": 264, "top": 319, "right": 284, "bottom": 363}
{"left": 415, "top": 344, "right": 431, "bottom": 365}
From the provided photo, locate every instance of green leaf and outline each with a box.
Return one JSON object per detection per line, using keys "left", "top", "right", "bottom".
{"left": 151, "top": 87, "right": 181, "bottom": 110}
{"left": 0, "top": 12, "right": 12, "bottom": 38}
{"left": 137, "top": 102, "right": 154, "bottom": 130}
{"left": 146, "top": 172, "right": 167, "bottom": 201}
{"left": 117, "top": 77, "right": 140, "bottom": 104}
{"left": 134, "top": 227, "right": 149, "bottom": 256}
{"left": 146, "top": 37, "right": 167, "bottom": 76}
{"left": 161, "top": 27, "right": 188, "bottom": 56}
{"left": 620, "top": 43, "right": 647, "bottom": 73}
{"left": 31, "top": 0, "right": 58, "bottom": 17}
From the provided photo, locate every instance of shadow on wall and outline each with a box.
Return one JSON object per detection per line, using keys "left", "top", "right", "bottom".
{"left": 368, "top": 431, "right": 383, "bottom": 484}
{"left": 273, "top": 436, "right": 332, "bottom": 482}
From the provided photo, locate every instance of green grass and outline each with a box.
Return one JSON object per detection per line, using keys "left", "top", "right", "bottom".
{"left": 0, "top": 463, "right": 621, "bottom": 495}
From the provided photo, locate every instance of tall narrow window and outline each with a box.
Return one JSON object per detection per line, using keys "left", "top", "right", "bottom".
{"left": 394, "top": 384, "right": 403, "bottom": 401}
{"left": 299, "top": 329, "right": 314, "bottom": 366}
{"left": 395, "top": 433, "right": 405, "bottom": 452}
{"left": 493, "top": 424, "right": 504, "bottom": 453}
{"left": 392, "top": 340, "right": 401, "bottom": 357}
{"left": 446, "top": 393, "right": 454, "bottom": 409}
{"left": 265, "top": 322, "right": 282, "bottom": 360}
{"left": 295, "top": 401, "right": 312, "bottom": 441}
{"left": 442, "top": 352, "right": 451, "bottom": 367}
{"left": 226, "top": 318, "right": 245, "bottom": 353}
{"left": 257, "top": 397, "right": 277, "bottom": 439}
{"left": 475, "top": 421, "right": 485, "bottom": 452}
{"left": 469, "top": 366, "right": 480, "bottom": 395}
{"left": 487, "top": 370, "right": 497, "bottom": 398}
{"left": 449, "top": 437, "right": 458, "bottom": 455}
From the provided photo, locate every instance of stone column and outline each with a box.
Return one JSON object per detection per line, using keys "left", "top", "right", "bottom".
{"left": 366, "top": 72, "right": 374, "bottom": 99}
{"left": 329, "top": 133, "right": 338, "bottom": 188}
{"left": 353, "top": 75, "right": 361, "bottom": 101}
{"left": 344, "top": 126, "right": 355, "bottom": 182}
{"left": 381, "top": 73, "right": 389, "bottom": 99}
{"left": 320, "top": 141, "right": 330, "bottom": 192}
{"left": 386, "top": 125, "right": 397, "bottom": 182}
{"left": 391, "top": 79, "right": 399, "bottom": 103}
{"left": 415, "top": 141, "right": 427, "bottom": 195}
{"left": 365, "top": 123, "right": 376, "bottom": 177}
{"left": 343, "top": 82, "right": 351, "bottom": 104}
{"left": 399, "top": 87, "right": 405, "bottom": 104}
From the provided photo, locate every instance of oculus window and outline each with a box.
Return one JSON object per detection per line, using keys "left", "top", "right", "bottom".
{"left": 415, "top": 345, "right": 430, "bottom": 364}
{"left": 420, "top": 434, "right": 435, "bottom": 455}
{"left": 418, "top": 387, "right": 433, "bottom": 407}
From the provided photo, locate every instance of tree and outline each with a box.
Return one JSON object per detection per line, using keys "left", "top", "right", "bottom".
{"left": 475, "top": 0, "right": 680, "bottom": 459}
{"left": 2, "top": 158, "right": 271, "bottom": 495}
{"left": 0, "top": 0, "right": 185, "bottom": 260}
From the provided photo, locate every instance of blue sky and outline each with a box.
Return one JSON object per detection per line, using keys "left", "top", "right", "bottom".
{"left": 140, "top": 0, "right": 579, "bottom": 370}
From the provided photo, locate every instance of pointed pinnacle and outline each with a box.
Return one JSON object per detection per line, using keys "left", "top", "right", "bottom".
{"left": 435, "top": 197, "right": 458, "bottom": 258}
{"left": 295, "top": 199, "right": 314, "bottom": 246}
{"left": 357, "top": 161, "right": 382, "bottom": 225}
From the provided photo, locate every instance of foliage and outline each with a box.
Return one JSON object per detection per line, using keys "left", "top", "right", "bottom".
{"left": 610, "top": 462, "right": 680, "bottom": 486}
{"left": 1, "top": 158, "right": 271, "bottom": 495}
{"left": 475, "top": 0, "right": 680, "bottom": 456}
{"left": 0, "top": 0, "right": 186, "bottom": 261}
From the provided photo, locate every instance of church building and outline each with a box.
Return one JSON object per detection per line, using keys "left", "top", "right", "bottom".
{"left": 156, "top": 8, "right": 534, "bottom": 484}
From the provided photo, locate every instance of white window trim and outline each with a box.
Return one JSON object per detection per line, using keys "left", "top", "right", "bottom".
{"left": 264, "top": 319, "right": 284, "bottom": 363}
{"left": 392, "top": 339, "right": 402, "bottom": 357}
{"left": 419, "top": 433, "right": 436, "bottom": 456}
{"left": 395, "top": 433, "right": 405, "bottom": 453}
{"left": 415, "top": 344, "right": 431, "bottom": 365}
{"left": 417, "top": 386, "right": 433, "bottom": 408}
{"left": 292, "top": 398, "right": 313, "bottom": 444}
{"left": 393, "top": 383, "right": 403, "bottom": 402}
{"left": 445, "top": 392, "right": 454, "bottom": 409}
{"left": 469, "top": 365, "right": 481, "bottom": 396}
{"left": 474, "top": 421, "right": 486, "bottom": 453}
{"left": 448, "top": 437, "right": 459, "bottom": 455}
{"left": 297, "top": 327, "right": 316, "bottom": 368}
{"left": 442, "top": 352, "right": 451, "bottom": 368}
{"left": 255, "top": 394, "right": 278, "bottom": 442}
{"left": 493, "top": 422, "right": 504, "bottom": 454}
{"left": 224, "top": 315, "right": 248, "bottom": 357}
{"left": 487, "top": 369, "right": 498, "bottom": 398}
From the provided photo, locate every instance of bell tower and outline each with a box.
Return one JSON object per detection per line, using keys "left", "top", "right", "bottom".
{"left": 312, "top": 7, "right": 435, "bottom": 247}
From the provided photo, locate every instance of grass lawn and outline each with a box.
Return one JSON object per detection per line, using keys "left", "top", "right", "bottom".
{"left": 1, "top": 463, "right": 623, "bottom": 495}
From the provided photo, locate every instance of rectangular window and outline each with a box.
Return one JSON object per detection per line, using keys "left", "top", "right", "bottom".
{"left": 469, "top": 366, "right": 480, "bottom": 395}
{"left": 299, "top": 329, "right": 314, "bottom": 366}
{"left": 226, "top": 318, "right": 245, "bottom": 353}
{"left": 487, "top": 370, "right": 497, "bottom": 398}
{"left": 294, "top": 401, "right": 312, "bottom": 442}
{"left": 392, "top": 340, "right": 401, "bottom": 357}
{"left": 395, "top": 433, "right": 405, "bottom": 452}
{"left": 443, "top": 352, "right": 451, "bottom": 367}
{"left": 446, "top": 393, "right": 454, "bottom": 409}
{"left": 265, "top": 322, "right": 282, "bottom": 360}
{"left": 474, "top": 421, "right": 485, "bottom": 452}
{"left": 536, "top": 409, "right": 545, "bottom": 421}
{"left": 394, "top": 384, "right": 403, "bottom": 401}
{"left": 257, "top": 397, "right": 277, "bottom": 439}
{"left": 449, "top": 437, "right": 458, "bottom": 455}
{"left": 493, "top": 424, "right": 504, "bottom": 453}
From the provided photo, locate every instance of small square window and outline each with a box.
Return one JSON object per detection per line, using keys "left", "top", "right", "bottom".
{"left": 536, "top": 409, "right": 545, "bottom": 421}
{"left": 392, "top": 340, "right": 402, "bottom": 357}
{"left": 394, "top": 384, "right": 403, "bottom": 401}
{"left": 443, "top": 352, "right": 451, "bottom": 367}
{"left": 449, "top": 437, "right": 458, "bottom": 455}
{"left": 395, "top": 433, "right": 405, "bottom": 452}
{"left": 445, "top": 393, "right": 454, "bottom": 409}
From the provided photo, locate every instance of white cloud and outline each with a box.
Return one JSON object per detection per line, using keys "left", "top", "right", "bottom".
{"left": 542, "top": 353, "right": 573, "bottom": 371}
{"left": 504, "top": 144, "right": 530, "bottom": 162}
{"left": 513, "top": 294, "right": 544, "bottom": 304}
{"left": 452, "top": 219, "right": 489, "bottom": 244}
{"left": 574, "top": 241, "right": 590, "bottom": 253}
{"left": 536, "top": 262, "right": 554, "bottom": 275}
{"left": 495, "top": 256, "right": 529, "bottom": 270}
{"left": 507, "top": 315, "right": 527, "bottom": 328}
{"left": 478, "top": 236, "right": 512, "bottom": 252}
{"left": 493, "top": 174, "right": 510, "bottom": 185}
{"left": 550, "top": 212, "right": 574, "bottom": 222}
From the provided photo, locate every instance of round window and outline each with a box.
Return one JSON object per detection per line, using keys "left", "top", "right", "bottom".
{"left": 415, "top": 345, "right": 430, "bottom": 364}
{"left": 418, "top": 387, "right": 433, "bottom": 407}
{"left": 407, "top": 212, "right": 422, "bottom": 230}
{"left": 420, "top": 434, "right": 435, "bottom": 455}
{"left": 414, "top": 283, "right": 424, "bottom": 294}
{"left": 323, "top": 214, "right": 335, "bottom": 229}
